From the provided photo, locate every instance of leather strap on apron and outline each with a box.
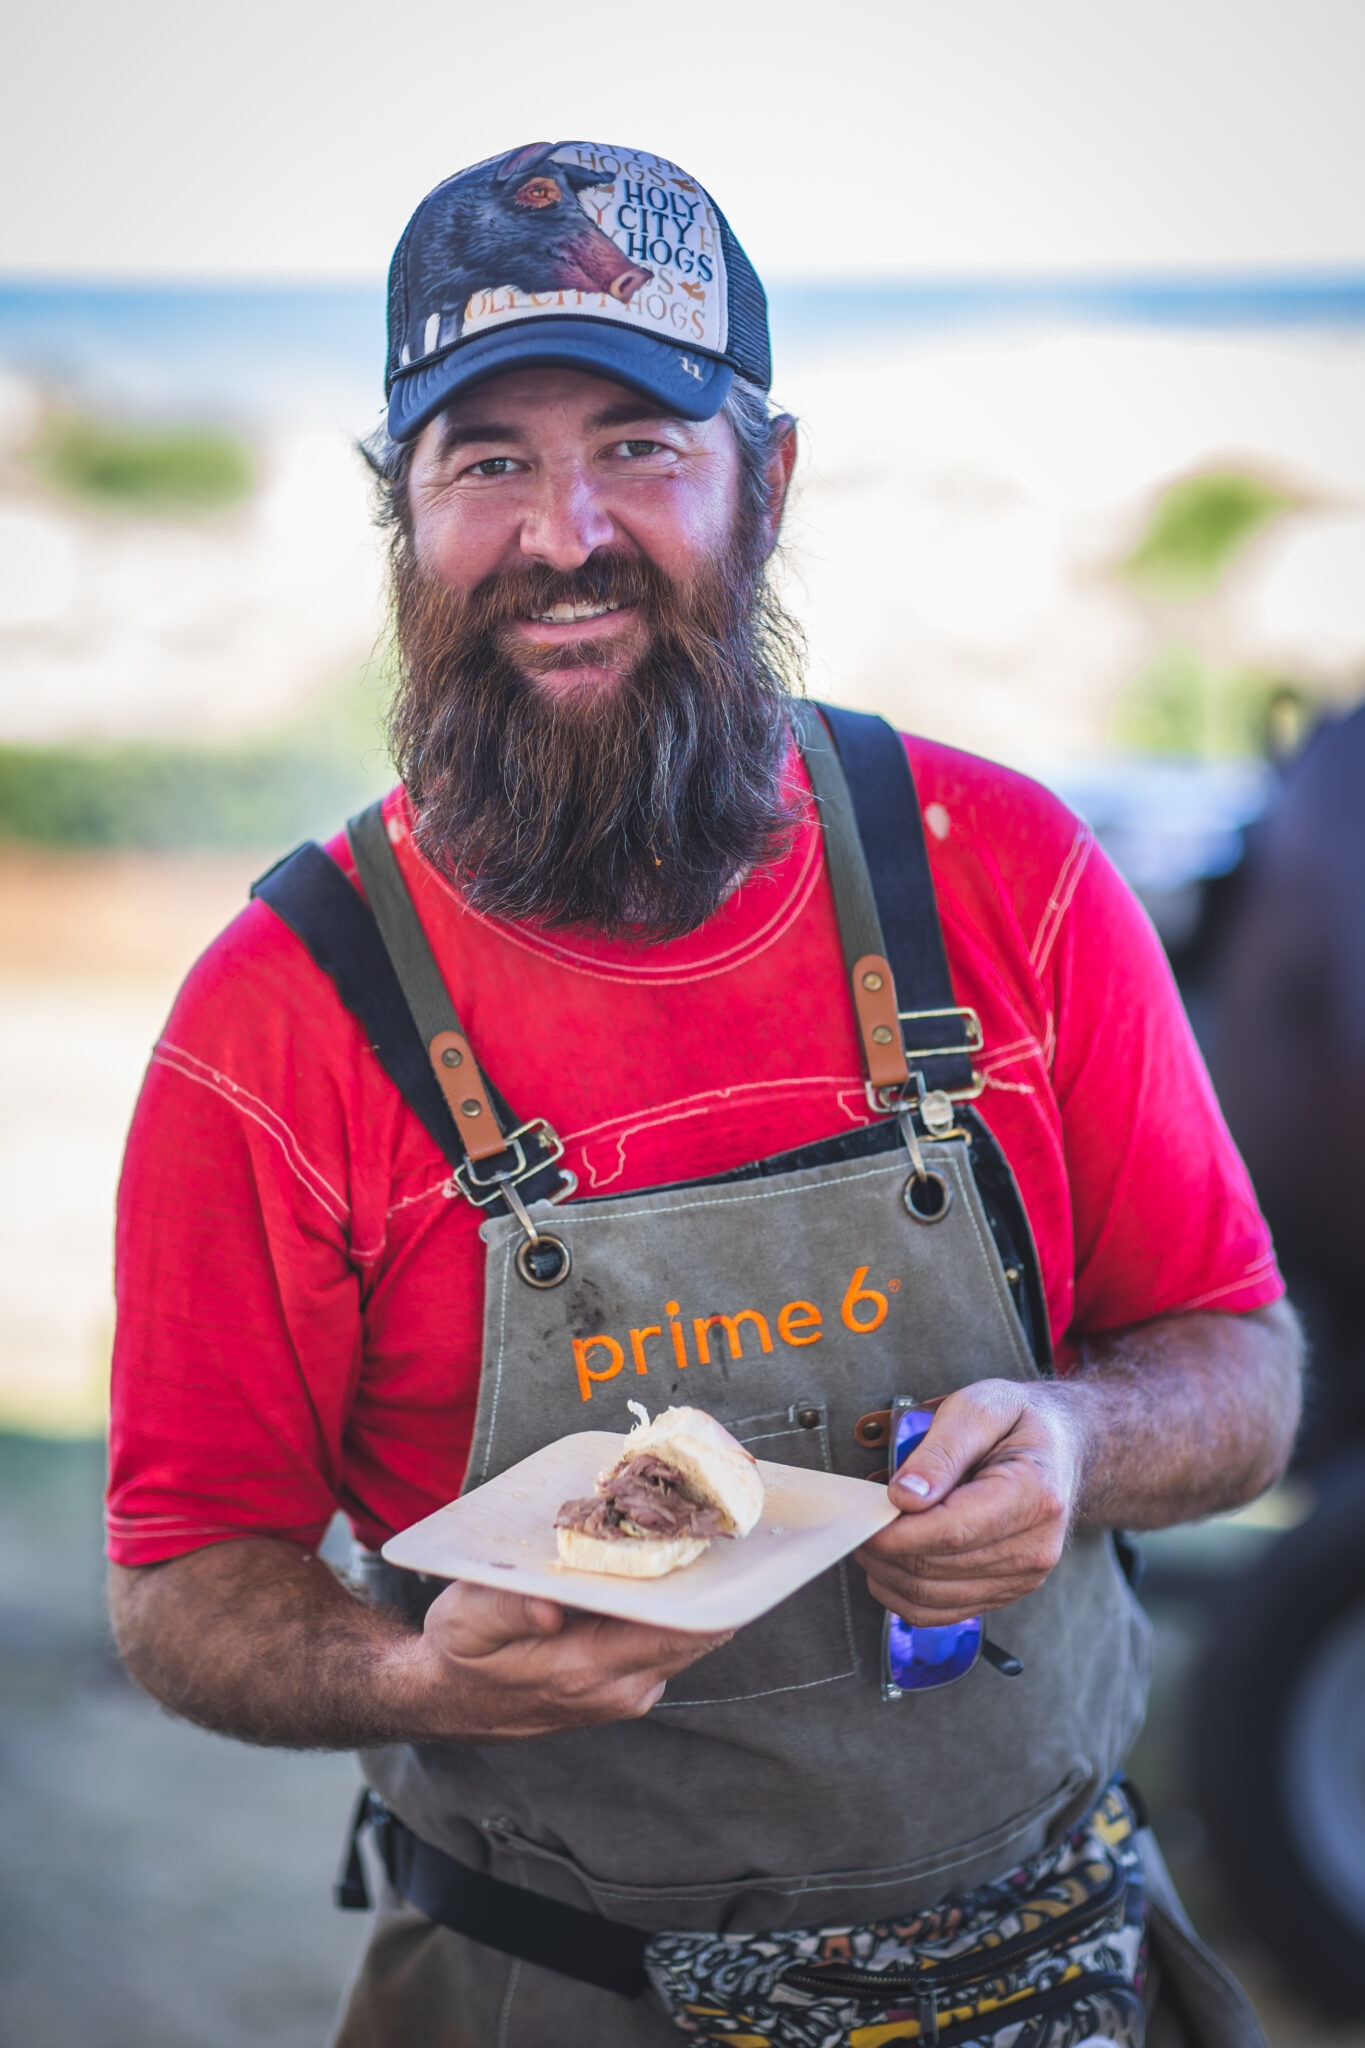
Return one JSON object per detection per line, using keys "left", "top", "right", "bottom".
{"left": 791, "top": 703, "right": 979, "bottom": 1101}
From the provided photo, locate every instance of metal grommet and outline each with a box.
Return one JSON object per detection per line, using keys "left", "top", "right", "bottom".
{"left": 871, "top": 1024, "right": 894, "bottom": 1045}
{"left": 861, "top": 970, "right": 884, "bottom": 992}
{"left": 903, "top": 1171, "right": 954, "bottom": 1224}
{"left": 461, "top": 1098, "right": 482, "bottom": 1118}
{"left": 515, "top": 1233, "right": 572, "bottom": 1288}
{"left": 795, "top": 1404, "right": 821, "bottom": 1430}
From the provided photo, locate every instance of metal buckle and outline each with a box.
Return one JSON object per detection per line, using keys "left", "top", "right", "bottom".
{"left": 897, "top": 1004, "right": 983, "bottom": 1060}
{"left": 450, "top": 1118, "right": 565, "bottom": 1208}
{"left": 866, "top": 1073, "right": 984, "bottom": 1115}
{"left": 864, "top": 1007, "right": 986, "bottom": 1113}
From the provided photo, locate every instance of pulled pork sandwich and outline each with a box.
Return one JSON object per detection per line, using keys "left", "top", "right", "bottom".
{"left": 555, "top": 1407, "right": 764, "bottom": 1579}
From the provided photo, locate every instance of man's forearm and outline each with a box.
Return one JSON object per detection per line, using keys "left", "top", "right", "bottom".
{"left": 111, "top": 1534, "right": 731, "bottom": 1750}
{"left": 109, "top": 1538, "right": 432, "bottom": 1750}
{"left": 1062, "top": 1298, "right": 1303, "bottom": 1530}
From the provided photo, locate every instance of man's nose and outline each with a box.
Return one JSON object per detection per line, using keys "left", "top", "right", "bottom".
{"left": 517, "top": 468, "right": 615, "bottom": 567}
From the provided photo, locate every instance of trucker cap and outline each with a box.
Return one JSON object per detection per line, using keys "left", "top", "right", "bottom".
{"left": 385, "top": 140, "right": 771, "bottom": 442}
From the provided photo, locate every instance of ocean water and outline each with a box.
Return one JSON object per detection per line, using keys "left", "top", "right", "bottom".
{"left": 3, "top": 273, "right": 1364, "bottom": 424}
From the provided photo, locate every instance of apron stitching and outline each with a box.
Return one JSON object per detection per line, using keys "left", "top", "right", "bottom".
{"left": 472, "top": 1250, "right": 515, "bottom": 1490}
{"left": 737, "top": 1426, "right": 815, "bottom": 1445}
{"left": 491, "top": 1155, "right": 922, "bottom": 1248}
{"left": 495, "top": 1956, "right": 521, "bottom": 2046}
{"left": 654, "top": 1662, "right": 859, "bottom": 1707}
{"left": 813, "top": 1412, "right": 863, "bottom": 1676}
{"left": 580, "top": 1796, "right": 1088, "bottom": 1904}
{"left": 946, "top": 1158, "right": 1036, "bottom": 1377}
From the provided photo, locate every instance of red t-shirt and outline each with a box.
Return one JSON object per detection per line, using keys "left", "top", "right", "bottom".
{"left": 107, "top": 739, "right": 1281, "bottom": 1566}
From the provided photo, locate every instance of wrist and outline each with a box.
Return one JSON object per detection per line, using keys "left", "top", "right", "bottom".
{"left": 373, "top": 1624, "right": 463, "bottom": 1742}
{"left": 1030, "top": 1379, "right": 1098, "bottom": 1524}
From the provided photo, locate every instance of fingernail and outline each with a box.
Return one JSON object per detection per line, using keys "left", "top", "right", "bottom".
{"left": 897, "top": 1474, "right": 932, "bottom": 1498}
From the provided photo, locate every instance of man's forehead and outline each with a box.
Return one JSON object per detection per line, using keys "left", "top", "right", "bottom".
{"left": 429, "top": 365, "right": 698, "bottom": 439}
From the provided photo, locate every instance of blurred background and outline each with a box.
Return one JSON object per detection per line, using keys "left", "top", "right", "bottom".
{"left": 2, "top": 1, "right": 1364, "bottom": 2040}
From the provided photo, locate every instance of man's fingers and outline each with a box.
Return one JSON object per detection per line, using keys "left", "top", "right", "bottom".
{"left": 859, "top": 1557, "right": 1046, "bottom": 1624}
{"left": 573, "top": 1613, "right": 735, "bottom": 1675}
{"left": 430, "top": 1582, "right": 565, "bottom": 1656}
{"left": 870, "top": 1462, "right": 1067, "bottom": 1566}
{"left": 889, "top": 1384, "right": 1024, "bottom": 1510}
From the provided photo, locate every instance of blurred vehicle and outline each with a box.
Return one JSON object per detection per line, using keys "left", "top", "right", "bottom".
{"left": 1061, "top": 712, "right": 1365, "bottom": 2016}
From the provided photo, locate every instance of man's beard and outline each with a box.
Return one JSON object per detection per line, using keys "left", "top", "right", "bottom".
{"left": 385, "top": 521, "right": 805, "bottom": 939}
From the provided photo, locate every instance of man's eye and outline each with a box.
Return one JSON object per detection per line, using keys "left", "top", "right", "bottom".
{"left": 615, "top": 439, "right": 666, "bottom": 459}
{"left": 465, "top": 456, "right": 518, "bottom": 477}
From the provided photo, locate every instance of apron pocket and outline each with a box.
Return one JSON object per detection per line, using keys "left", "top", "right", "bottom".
{"left": 653, "top": 1400, "right": 861, "bottom": 1710}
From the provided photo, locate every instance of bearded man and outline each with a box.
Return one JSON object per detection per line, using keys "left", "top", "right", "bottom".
{"left": 108, "top": 142, "right": 1299, "bottom": 2048}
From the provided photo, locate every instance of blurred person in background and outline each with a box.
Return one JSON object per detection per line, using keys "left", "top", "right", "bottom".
{"left": 105, "top": 141, "right": 1300, "bottom": 2048}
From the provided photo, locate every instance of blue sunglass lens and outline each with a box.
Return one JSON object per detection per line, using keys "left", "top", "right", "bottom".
{"left": 883, "top": 1402, "right": 983, "bottom": 1694}
{"left": 892, "top": 1407, "right": 936, "bottom": 1464}
{"left": 886, "top": 1612, "right": 983, "bottom": 1691}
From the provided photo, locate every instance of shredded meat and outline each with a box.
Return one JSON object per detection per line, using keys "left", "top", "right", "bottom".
{"left": 555, "top": 1454, "right": 730, "bottom": 1542}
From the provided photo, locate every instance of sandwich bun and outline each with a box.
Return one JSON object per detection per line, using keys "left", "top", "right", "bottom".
{"left": 554, "top": 1528, "right": 710, "bottom": 1578}
{"left": 601, "top": 1406, "right": 764, "bottom": 1539}
{"left": 553, "top": 1407, "right": 764, "bottom": 1578}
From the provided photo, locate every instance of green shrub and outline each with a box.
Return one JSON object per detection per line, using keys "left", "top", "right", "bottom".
{"left": 31, "top": 411, "right": 255, "bottom": 513}
{"left": 1114, "top": 644, "right": 1304, "bottom": 758}
{"left": 1124, "top": 469, "right": 1294, "bottom": 597}
{"left": 0, "top": 667, "right": 395, "bottom": 851}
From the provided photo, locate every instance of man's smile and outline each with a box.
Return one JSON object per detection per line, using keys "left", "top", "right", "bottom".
{"left": 511, "top": 600, "right": 640, "bottom": 653}
{"left": 533, "top": 599, "right": 622, "bottom": 624}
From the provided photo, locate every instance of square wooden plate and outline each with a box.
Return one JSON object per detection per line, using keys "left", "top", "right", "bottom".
{"left": 381, "top": 1431, "right": 899, "bottom": 1632}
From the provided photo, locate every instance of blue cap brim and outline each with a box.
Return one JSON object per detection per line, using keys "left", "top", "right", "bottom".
{"left": 387, "top": 317, "right": 734, "bottom": 441}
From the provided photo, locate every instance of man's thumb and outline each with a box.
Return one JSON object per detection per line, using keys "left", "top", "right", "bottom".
{"left": 889, "top": 1389, "right": 1011, "bottom": 1510}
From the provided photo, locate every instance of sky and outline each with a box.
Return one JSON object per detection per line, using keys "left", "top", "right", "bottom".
{"left": 6, "top": 0, "right": 1364, "bottom": 280}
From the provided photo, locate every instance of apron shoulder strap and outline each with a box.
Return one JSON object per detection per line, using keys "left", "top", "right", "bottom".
{"left": 252, "top": 837, "right": 464, "bottom": 1167}
{"left": 250, "top": 821, "right": 566, "bottom": 1210}
{"left": 346, "top": 803, "right": 513, "bottom": 1168}
{"left": 799, "top": 702, "right": 980, "bottom": 1100}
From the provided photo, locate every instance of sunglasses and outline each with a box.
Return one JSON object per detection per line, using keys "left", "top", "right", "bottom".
{"left": 882, "top": 1400, "right": 1023, "bottom": 1700}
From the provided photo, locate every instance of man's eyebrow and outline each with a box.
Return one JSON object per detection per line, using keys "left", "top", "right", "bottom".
{"left": 434, "top": 418, "right": 525, "bottom": 454}
{"left": 433, "top": 401, "right": 688, "bottom": 454}
{"left": 586, "top": 400, "right": 689, "bottom": 432}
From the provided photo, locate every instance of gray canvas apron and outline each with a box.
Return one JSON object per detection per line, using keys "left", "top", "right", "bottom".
{"left": 251, "top": 707, "right": 1252, "bottom": 2046}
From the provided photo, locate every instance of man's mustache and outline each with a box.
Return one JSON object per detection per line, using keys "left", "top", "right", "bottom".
{"left": 446, "top": 552, "right": 667, "bottom": 637}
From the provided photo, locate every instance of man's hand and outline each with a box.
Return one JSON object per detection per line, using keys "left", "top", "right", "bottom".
{"left": 411, "top": 1581, "right": 731, "bottom": 1740}
{"left": 855, "top": 1382, "right": 1081, "bottom": 1627}
{"left": 856, "top": 1302, "right": 1301, "bottom": 1628}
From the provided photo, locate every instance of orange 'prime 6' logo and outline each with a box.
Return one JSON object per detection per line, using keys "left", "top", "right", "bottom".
{"left": 572, "top": 1266, "right": 894, "bottom": 1401}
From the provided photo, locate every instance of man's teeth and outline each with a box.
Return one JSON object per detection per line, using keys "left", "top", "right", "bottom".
{"left": 535, "top": 601, "right": 619, "bottom": 623}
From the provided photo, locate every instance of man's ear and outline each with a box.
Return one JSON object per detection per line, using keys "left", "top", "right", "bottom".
{"left": 762, "top": 416, "right": 798, "bottom": 555}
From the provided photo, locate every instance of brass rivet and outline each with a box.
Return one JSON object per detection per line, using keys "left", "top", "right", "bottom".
{"left": 440, "top": 1046, "right": 463, "bottom": 1068}
{"left": 795, "top": 1405, "right": 821, "bottom": 1430}
{"left": 872, "top": 1024, "right": 893, "bottom": 1045}
{"left": 460, "top": 1099, "right": 482, "bottom": 1117}
{"left": 862, "top": 970, "right": 883, "bottom": 992}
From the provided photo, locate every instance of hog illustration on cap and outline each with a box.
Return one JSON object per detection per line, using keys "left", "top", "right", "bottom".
{"left": 403, "top": 142, "right": 653, "bottom": 361}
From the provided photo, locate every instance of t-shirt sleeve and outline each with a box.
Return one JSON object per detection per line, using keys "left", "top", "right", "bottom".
{"left": 1047, "top": 833, "right": 1282, "bottom": 1339}
{"left": 107, "top": 917, "right": 364, "bottom": 1567}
